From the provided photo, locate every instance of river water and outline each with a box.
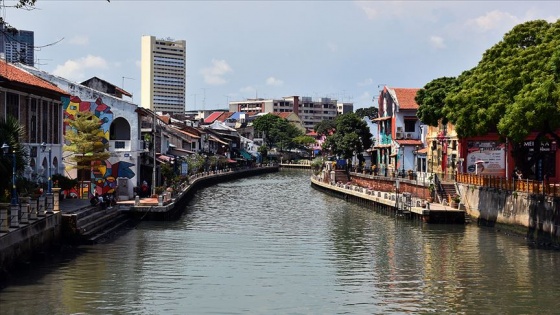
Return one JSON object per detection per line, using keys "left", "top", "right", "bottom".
{"left": 1, "top": 170, "right": 560, "bottom": 314}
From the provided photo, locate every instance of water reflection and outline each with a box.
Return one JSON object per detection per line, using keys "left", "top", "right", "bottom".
{"left": 1, "top": 170, "right": 560, "bottom": 314}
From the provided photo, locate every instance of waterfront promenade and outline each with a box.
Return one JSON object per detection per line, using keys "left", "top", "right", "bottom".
{"left": 310, "top": 175, "right": 465, "bottom": 223}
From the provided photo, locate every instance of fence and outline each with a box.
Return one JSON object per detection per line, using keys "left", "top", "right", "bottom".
{"left": 456, "top": 173, "right": 560, "bottom": 197}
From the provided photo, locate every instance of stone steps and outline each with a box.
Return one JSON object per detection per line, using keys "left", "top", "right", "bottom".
{"left": 66, "top": 205, "right": 132, "bottom": 244}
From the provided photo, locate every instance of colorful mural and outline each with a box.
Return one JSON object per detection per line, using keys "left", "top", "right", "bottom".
{"left": 62, "top": 96, "right": 136, "bottom": 197}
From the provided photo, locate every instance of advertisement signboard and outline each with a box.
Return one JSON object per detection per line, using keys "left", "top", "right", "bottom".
{"left": 466, "top": 141, "right": 505, "bottom": 177}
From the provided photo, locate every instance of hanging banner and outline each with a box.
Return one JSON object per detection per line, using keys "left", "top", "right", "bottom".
{"left": 466, "top": 141, "right": 505, "bottom": 176}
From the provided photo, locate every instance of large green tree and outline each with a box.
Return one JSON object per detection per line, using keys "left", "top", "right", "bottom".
{"left": 355, "top": 106, "right": 379, "bottom": 120}
{"left": 252, "top": 114, "right": 303, "bottom": 150}
{"left": 415, "top": 77, "right": 459, "bottom": 126}
{"left": 314, "top": 119, "right": 336, "bottom": 137}
{"left": 322, "top": 113, "right": 373, "bottom": 159}
{"left": 444, "top": 20, "right": 560, "bottom": 142}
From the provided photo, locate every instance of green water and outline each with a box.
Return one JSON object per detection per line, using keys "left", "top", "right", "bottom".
{"left": 1, "top": 170, "right": 559, "bottom": 314}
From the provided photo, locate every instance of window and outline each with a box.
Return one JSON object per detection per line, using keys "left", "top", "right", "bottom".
{"left": 404, "top": 119, "right": 416, "bottom": 132}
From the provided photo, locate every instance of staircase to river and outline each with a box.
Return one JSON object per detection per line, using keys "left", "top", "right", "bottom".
{"left": 63, "top": 205, "right": 133, "bottom": 244}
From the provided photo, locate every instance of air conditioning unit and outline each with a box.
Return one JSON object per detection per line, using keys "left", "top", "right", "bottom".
{"left": 397, "top": 127, "right": 404, "bottom": 132}
{"left": 406, "top": 133, "right": 412, "bottom": 139}
{"left": 396, "top": 132, "right": 404, "bottom": 139}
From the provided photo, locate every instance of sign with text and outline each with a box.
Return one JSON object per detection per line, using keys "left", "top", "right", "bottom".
{"left": 466, "top": 141, "right": 505, "bottom": 176}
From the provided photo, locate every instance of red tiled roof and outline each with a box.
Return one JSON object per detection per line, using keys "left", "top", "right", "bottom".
{"left": 306, "top": 130, "right": 318, "bottom": 136}
{"left": 0, "top": 62, "right": 68, "bottom": 95}
{"left": 272, "top": 112, "right": 291, "bottom": 119}
{"left": 159, "top": 115, "right": 171, "bottom": 124}
{"left": 204, "top": 111, "right": 223, "bottom": 124}
{"left": 396, "top": 139, "right": 423, "bottom": 146}
{"left": 216, "top": 112, "right": 234, "bottom": 122}
{"left": 392, "top": 88, "right": 420, "bottom": 110}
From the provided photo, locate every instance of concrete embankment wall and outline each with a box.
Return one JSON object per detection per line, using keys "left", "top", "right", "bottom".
{"left": 0, "top": 214, "right": 61, "bottom": 284}
{"left": 458, "top": 183, "right": 560, "bottom": 245}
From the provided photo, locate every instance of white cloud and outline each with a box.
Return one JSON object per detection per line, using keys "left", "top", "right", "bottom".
{"left": 68, "top": 35, "right": 89, "bottom": 46}
{"left": 200, "top": 59, "right": 233, "bottom": 85}
{"left": 266, "top": 77, "right": 283, "bottom": 87}
{"left": 52, "top": 55, "right": 108, "bottom": 81}
{"left": 354, "top": 1, "right": 443, "bottom": 21}
{"left": 357, "top": 78, "right": 373, "bottom": 87}
{"left": 429, "top": 35, "right": 446, "bottom": 49}
{"left": 465, "top": 10, "right": 520, "bottom": 32}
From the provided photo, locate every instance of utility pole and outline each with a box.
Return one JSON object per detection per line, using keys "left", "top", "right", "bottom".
{"left": 152, "top": 111, "right": 157, "bottom": 196}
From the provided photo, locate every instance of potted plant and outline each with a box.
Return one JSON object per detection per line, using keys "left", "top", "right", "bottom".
{"left": 155, "top": 186, "right": 165, "bottom": 195}
{"left": 427, "top": 183, "right": 435, "bottom": 202}
{"left": 407, "top": 169, "right": 414, "bottom": 180}
{"left": 450, "top": 194, "right": 460, "bottom": 208}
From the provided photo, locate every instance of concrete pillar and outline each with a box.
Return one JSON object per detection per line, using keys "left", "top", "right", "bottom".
{"left": 29, "top": 198, "right": 38, "bottom": 220}
{"left": 46, "top": 193, "right": 54, "bottom": 214}
{"left": 20, "top": 197, "right": 30, "bottom": 224}
{"left": 0, "top": 203, "right": 9, "bottom": 232}
{"left": 52, "top": 188, "right": 61, "bottom": 212}
{"left": 38, "top": 196, "right": 46, "bottom": 217}
{"left": 10, "top": 203, "right": 19, "bottom": 227}
{"left": 134, "top": 195, "right": 140, "bottom": 206}
{"left": 158, "top": 195, "right": 163, "bottom": 206}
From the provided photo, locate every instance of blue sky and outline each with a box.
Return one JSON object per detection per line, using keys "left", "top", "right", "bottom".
{"left": 5, "top": 1, "right": 559, "bottom": 111}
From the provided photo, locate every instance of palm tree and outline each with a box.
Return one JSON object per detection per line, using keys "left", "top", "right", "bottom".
{"left": 0, "top": 115, "right": 28, "bottom": 202}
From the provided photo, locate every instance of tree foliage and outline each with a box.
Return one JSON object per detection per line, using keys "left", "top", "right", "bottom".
{"left": 321, "top": 113, "right": 373, "bottom": 159}
{"left": 314, "top": 119, "right": 336, "bottom": 137}
{"left": 415, "top": 77, "right": 459, "bottom": 127}
{"left": 443, "top": 19, "right": 560, "bottom": 143}
{"left": 355, "top": 106, "right": 379, "bottom": 120}
{"left": 252, "top": 114, "right": 303, "bottom": 150}
{"left": 63, "top": 112, "right": 110, "bottom": 182}
{"left": 0, "top": 115, "right": 28, "bottom": 201}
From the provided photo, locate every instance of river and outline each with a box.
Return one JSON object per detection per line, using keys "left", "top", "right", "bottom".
{"left": 1, "top": 170, "right": 559, "bottom": 314}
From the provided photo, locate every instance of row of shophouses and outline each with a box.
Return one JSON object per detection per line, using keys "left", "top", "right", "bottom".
{"left": 0, "top": 62, "right": 270, "bottom": 201}
{"left": 370, "top": 86, "right": 555, "bottom": 183}
{"left": 1, "top": 58, "right": 554, "bottom": 202}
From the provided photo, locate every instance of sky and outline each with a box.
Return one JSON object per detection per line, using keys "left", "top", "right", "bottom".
{"left": 4, "top": 0, "right": 559, "bottom": 111}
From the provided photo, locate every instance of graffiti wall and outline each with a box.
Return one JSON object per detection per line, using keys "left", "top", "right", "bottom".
{"left": 63, "top": 96, "right": 136, "bottom": 197}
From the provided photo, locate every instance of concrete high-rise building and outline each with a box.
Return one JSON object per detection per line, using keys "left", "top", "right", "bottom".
{"left": 229, "top": 96, "right": 342, "bottom": 131}
{"left": 0, "top": 25, "right": 34, "bottom": 66}
{"left": 141, "top": 35, "right": 186, "bottom": 114}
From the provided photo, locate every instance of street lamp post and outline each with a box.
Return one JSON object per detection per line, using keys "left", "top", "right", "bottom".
{"left": 2, "top": 143, "right": 19, "bottom": 227}
{"left": 40, "top": 142, "right": 54, "bottom": 214}
{"left": 413, "top": 145, "right": 419, "bottom": 177}
{"left": 395, "top": 179, "right": 400, "bottom": 212}
{"left": 399, "top": 146, "right": 404, "bottom": 177}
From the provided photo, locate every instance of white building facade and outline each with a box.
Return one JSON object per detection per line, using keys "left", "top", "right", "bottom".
{"left": 17, "top": 64, "right": 145, "bottom": 200}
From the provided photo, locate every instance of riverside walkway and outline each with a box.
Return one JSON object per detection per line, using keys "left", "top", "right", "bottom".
{"left": 310, "top": 175, "right": 465, "bottom": 223}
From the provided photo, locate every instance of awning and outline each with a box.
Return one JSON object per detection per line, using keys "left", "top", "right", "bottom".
{"left": 210, "top": 135, "right": 228, "bottom": 145}
{"left": 239, "top": 149, "right": 253, "bottom": 160}
{"left": 373, "top": 116, "right": 392, "bottom": 121}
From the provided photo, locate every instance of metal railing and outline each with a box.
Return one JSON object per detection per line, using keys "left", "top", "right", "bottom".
{"left": 456, "top": 173, "right": 560, "bottom": 196}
